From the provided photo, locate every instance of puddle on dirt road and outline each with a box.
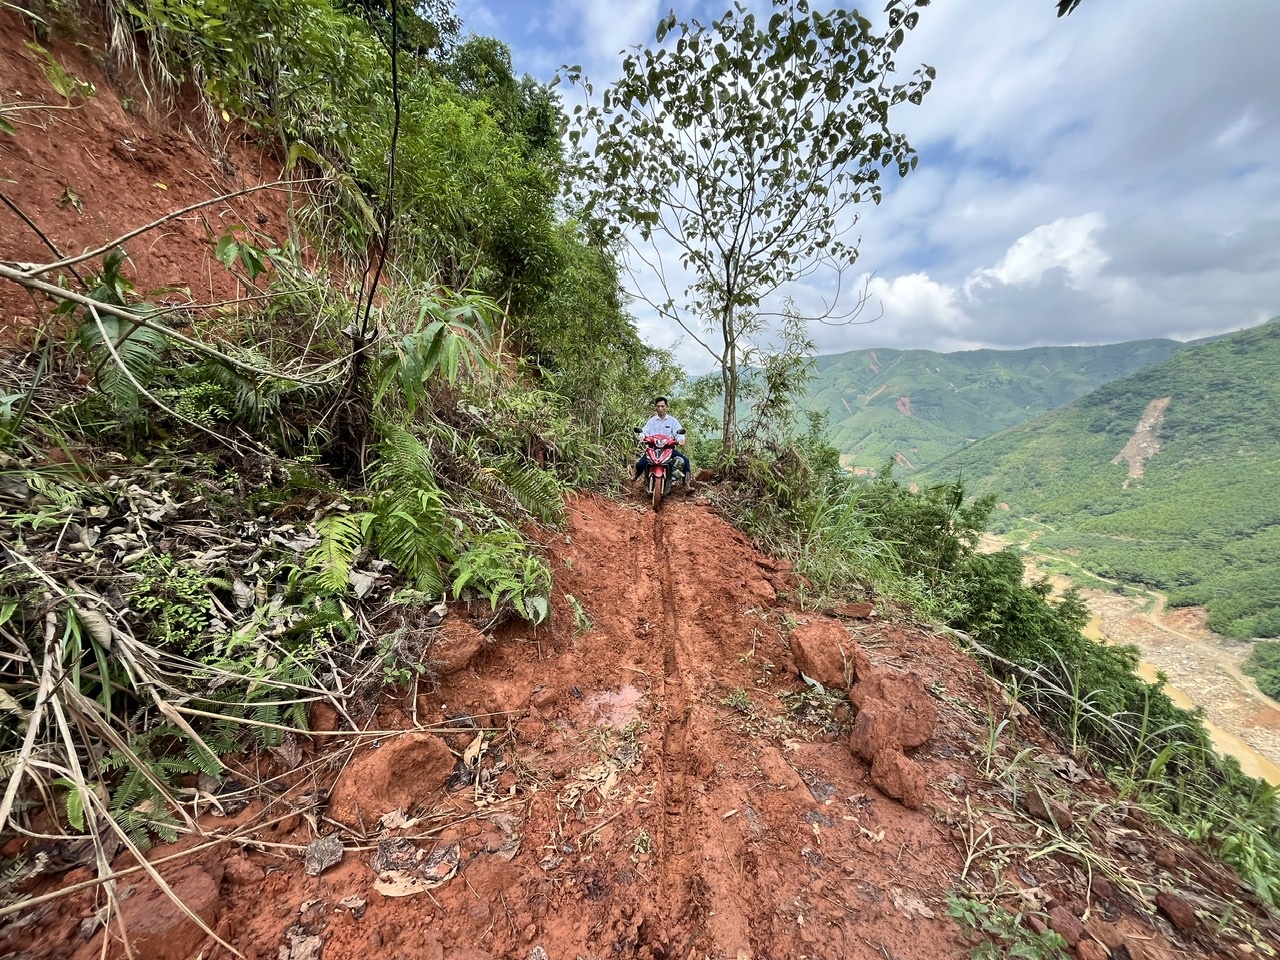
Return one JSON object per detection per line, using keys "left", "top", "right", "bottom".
{"left": 585, "top": 684, "right": 645, "bottom": 727}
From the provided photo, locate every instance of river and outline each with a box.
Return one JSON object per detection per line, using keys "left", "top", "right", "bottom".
{"left": 982, "top": 536, "right": 1280, "bottom": 786}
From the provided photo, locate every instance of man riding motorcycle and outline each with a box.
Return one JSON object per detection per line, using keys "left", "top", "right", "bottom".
{"left": 634, "top": 396, "right": 693, "bottom": 492}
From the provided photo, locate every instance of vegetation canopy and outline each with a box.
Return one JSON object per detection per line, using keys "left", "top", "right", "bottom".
{"left": 563, "top": 0, "right": 933, "bottom": 455}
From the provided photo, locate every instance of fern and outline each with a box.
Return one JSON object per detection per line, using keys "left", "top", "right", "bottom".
{"left": 480, "top": 453, "right": 565, "bottom": 524}
{"left": 72, "top": 247, "right": 168, "bottom": 416}
{"left": 371, "top": 424, "right": 457, "bottom": 593}
{"left": 307, "top": 510, "right": 374, "bottom": 592}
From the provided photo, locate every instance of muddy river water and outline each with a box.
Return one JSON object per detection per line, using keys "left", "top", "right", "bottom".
{"left": 984, "top": 538, "right": 1280, "bottom": 786}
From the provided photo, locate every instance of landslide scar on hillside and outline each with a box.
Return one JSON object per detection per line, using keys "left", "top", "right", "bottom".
{"left": 1111, "top": 395, "right": 1172, "bottom": 486}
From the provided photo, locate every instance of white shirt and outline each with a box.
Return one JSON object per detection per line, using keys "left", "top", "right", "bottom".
{"left": 641, "top": 413, "right": 684, "bottom": 441}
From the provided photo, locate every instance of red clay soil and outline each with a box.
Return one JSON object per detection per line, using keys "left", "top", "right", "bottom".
{"left": 0, "top": 11, "right": 294, "bottom": 348}
{"left": 5, "top": 494, "right": 1276, "bottom": 960}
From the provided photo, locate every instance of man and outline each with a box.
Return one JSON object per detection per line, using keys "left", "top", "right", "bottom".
{"left": 635, "top": 396, "right": 693, "bottom": 491}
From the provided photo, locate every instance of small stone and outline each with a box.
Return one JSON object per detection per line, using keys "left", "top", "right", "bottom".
{"left": 1024, "top": 914, "right": 1047, "bottom": 936}
{"left": 850, "top": 701, "right": 902, "bottom": 761}
{"left": 849, "top": 669, "right": 937, "bottom": 747}
{"left": 1077, "top": 940, "right": 1108, "bottom": 960}
{"left": 789, "top": 618, "right": 855, "bottom": 688}
{"left": 1155, "top": 890, "right": 1199, "bottom": 936}
{"left": 1024, "top": 789, "right": 1073, "bottom": 830}
{"left": 1046, "top": 905, "right": 1085, "bottom": 946}
{"left": 869, "top": 749, "right": 926, "bottom": 810}
{"left": 433, "top": 621, "right": 487, "bottom": 675}
{"left": 1153, "top": 848, "right": 1177, "bottom": 870}
{"left": 530, "top": 687, "right": 559, "bottom": 709}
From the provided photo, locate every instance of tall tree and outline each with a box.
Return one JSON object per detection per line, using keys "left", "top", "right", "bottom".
{"left": 564, "top": 0, "right": 932, "bottom": 455}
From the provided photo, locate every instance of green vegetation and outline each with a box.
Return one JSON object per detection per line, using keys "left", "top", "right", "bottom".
{"left": 946, "top": 893, "right": 1068, "bottom": 960}
{"left": 2, "top": 0, "right": 1277, "bottom": 935}
{"left": 0, "top": 0, "right": 677, "bottom": 868}
{"left": 920, "top": 317, "right": 1280, "bottom": 638}
{"left": 803, "top": 339, "right": 1188, "bottom": 471}
{"left": 712, "top": 419, "right": 1279, "bottom": 907}
{"left": 566, "top": 0, "right": 932, "bottom": 454}
{"left": 1244, "top": 641, "right": 1280, "bottom": 701}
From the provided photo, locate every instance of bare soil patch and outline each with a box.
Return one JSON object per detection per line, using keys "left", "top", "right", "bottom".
{"left": 7, "top": 495, "right": 1274, "bottom": 960}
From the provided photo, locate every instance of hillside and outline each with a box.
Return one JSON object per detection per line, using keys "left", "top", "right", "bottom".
{"left": 803, "top": 340, "right": 1189, "bottom": 471}
{"left": 3, "top": 6, "right": 1279, "bottom": 959}
{"left": 8, "top": 495, "right": 1276, "bottom": 960}
{"left": 921, "top": 317, "right": 1280, "bottom": 638}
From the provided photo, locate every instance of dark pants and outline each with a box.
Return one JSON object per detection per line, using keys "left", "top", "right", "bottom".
{"left": 636, "top": 450, "right": 691, "bottom": 480}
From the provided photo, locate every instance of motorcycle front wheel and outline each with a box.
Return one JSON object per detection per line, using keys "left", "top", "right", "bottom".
{"left": 652, "top": 476, "right": 663, "bottom": 510}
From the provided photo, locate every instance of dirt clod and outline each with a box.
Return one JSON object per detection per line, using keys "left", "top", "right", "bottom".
{"left": 327, "top": 732, "right": 454, "bottom": 827}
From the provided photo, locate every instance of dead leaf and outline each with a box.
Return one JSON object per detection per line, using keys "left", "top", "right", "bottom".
{"left": 233, "top": 579, "right": 254, "bottom": 609}
{"left": 336, "top": 895, "right": 366, "bottom": 918}
{"left": 377, "top": 809, "right": 421, "bottom": 831}
{"left": 462, "top": 731, "right": 485, "bottom": 767}
{"left": 73, "top": 607, "right": 114, "bottom": 649}
{"left": 303, "top": 834, "right": 343, "bottom": 877}
{"left": 348, "top": 570, "right": 377, "bottom": 598}
{"left": 1051, "top": 755, "right": 1092, "bottom": 783}
{"left": 890, "top": 888, "right": 935, "bottom": 919}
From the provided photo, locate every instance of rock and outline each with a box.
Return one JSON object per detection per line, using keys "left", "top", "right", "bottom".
{"left": 1083, "top": 917, "right": 1125, "bottom": 951}
{"left": 529, "top": 686, "right": 559, "bottom": 709}
{"left": 1024, "top": 789, "right": 1073, "bottom": 830}
{"left": 1076, "top": 941, "right": 1108, "bottom": 960}
{"left": 328, "top": 732, "right": 454, "bottom": 826}
{"left": 308, "top": 701, "right": 341, "bottom": 732}
{"left": 829, "top": 601, "right": 874, "bottom": 619}
{"left": 1047, "top": 906, "right": 1085, "bottom": 946}
{"left": 222, "top": 855, "right": 265, "bottom": 886}
{"left": 870, "top": 748, "right": 926, "bottom": 810}
{"left": 788, "top": 619, "right": 854, "bottom": 688}
{"left": 1153, "top": 848, "right": 1178, "bottom": 871}
{"left": 90, "top": 861, "right": 223, "bottom": 960}
{"left": 849, "top": 701, "right": 902, "bottom": 761}
{"left": 433, "top": 620, "right": 487, "bottom": 675}
{"left": 849, "top": 669, "right": 937, "bottom": 747}
{"left": 1155, "top": 890, "right": 1199, "bottom": 936}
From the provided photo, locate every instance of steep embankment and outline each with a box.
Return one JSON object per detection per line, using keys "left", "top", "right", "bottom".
{"left": 9, "top": 495, "right": 1274, "bottom": 960}
{"left": 803, "top": 340, "right": 1188, "bottom": 473}
{"left": 0, "top": 10, "right": 295, "bottom": 348}
{"left": 922, "top": 318, "right": 1280, "bottom": 639}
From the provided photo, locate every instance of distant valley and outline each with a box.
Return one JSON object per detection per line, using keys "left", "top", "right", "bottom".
{"left": 913, "top": 317, "right": 1280, "bottom": 640}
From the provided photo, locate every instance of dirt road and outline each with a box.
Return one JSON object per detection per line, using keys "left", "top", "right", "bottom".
{"left": 987, "top": 536, "right": 1280, "bottom": 784}
{"left": 11, "top": 496, "right": 1269, "bottom": 960}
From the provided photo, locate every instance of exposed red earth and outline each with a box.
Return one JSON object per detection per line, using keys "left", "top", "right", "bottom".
{"left": 0, "top": 9, "right": 295, "bottom": 350}
{"left": 5, "top": 495, "right": 1277, "bottom": 960}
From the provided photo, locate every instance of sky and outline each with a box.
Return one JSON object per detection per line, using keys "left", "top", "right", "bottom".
{"left": 454, "top": 0, "right": 1280, "bottom": 366}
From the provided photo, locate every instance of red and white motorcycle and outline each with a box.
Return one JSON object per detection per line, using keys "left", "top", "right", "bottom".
{"left": 634, "top": 428, "right": 687, "bottom": 510}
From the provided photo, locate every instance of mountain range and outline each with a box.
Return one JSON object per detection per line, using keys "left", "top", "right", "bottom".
{"left": 803, "top": 339, "right": 1192, "bottom": 471}
{"left": 913, "top": 317, "right": 1280, "bottom": 638}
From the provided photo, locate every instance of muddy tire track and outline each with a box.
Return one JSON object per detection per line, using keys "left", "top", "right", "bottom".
{"left": 648, "top": 507, "right": 701, "bottom": 958}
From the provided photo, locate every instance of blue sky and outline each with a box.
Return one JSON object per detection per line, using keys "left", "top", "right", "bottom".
{"left": 455, "top": 0, "right": 1280, "bottom": 366}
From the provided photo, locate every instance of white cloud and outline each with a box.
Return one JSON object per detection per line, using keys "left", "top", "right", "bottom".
{"left": 965, "top": 213, "right": 1107, "bottom": 293}
{"left": 472, "top": 0, "right": 1280, "bottom": 360}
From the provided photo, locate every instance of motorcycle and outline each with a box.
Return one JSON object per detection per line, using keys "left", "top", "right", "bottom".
{"left": 633, "top": 428, "right": 687, "bottom": 510}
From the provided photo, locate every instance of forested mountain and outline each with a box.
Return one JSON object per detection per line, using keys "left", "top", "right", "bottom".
{"left": 920, "top": 317, "right": 1280, "bottom": 638}
{"left": 803, "top": 339, "right": 1189, "bottom": 471}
